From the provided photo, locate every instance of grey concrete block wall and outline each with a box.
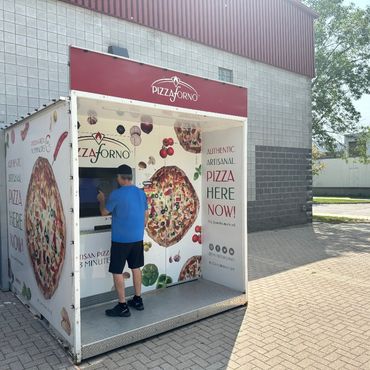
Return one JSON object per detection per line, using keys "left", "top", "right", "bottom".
{"left": 248, "top": 146, "right": 312, "bottom": 231}
{"left": 0, "top": 0, "right": 313, "bottom": 232}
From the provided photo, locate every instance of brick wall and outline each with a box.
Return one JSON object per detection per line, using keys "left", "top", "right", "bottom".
{"left": 0, "top": 0, "right": 313, "bottom": 231}
{"left": 248, "top": 146, "right": 312, "bottom": 232}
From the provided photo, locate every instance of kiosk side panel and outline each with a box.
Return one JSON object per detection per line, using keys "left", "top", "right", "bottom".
{"left": 202, "top": 126, "right": 246, "bottom": 292}
{"left": 5, "top": 102, "right": 75, "bottom": 347}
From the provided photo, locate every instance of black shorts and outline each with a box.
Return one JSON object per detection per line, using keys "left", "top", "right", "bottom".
{"left": 109, "top": 241, "right": 144, "bottom": 274}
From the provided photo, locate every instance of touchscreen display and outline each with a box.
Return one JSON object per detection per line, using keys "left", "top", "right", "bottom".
{"left": 79, "top": 168, "right": 118, "bottom": 218}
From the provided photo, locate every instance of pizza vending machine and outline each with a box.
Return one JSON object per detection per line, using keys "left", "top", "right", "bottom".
{"left": 72, "top": 88, "right": 247, "bottom": 362}
{"left": 3, "top": 47, "right": 248, "bottom": 363}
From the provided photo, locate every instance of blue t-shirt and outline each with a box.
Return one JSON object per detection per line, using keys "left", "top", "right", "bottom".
{"left": 105, "top": 185, "right": 148, "bottom": 243}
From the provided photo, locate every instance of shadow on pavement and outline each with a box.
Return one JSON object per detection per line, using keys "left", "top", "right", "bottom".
{"left": 79, "top": 306, "right": 247, "bottom": 370}
{"left": 248, "top": 222, "right": 370, "bottom": 281}
{"left": 4, "top": 222, "right": 369, "bottom": 370}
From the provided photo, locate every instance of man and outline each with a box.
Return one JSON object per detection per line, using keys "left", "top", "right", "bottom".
{"left": 97, "top": 164, "right": 148, "bottom": 317}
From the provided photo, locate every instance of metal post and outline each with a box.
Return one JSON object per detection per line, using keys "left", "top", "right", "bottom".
{"left": 70, "top": 92, "right": 82, "bottom": 363}
{"left": 0, "top": 130, "right": 9, "bottom": 291}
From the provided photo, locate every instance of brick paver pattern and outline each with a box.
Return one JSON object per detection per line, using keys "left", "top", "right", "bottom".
{"left": 1, "top": 222, "right": 370, "bottom": 369}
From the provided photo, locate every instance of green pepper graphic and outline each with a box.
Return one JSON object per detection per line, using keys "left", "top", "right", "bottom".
{"left": 142, "top": 264, "right": 159, "bottom": 287}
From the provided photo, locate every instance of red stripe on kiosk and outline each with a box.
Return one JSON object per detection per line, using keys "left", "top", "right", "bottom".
{"left": 70, "top": 47, "right": 247, "bottom": 118}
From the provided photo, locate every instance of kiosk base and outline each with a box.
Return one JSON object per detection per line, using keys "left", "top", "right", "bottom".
{"left": 81, "top": 279, "right": 246, "bottom": 360}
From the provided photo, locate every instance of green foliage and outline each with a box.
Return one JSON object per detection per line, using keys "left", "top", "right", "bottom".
{"left": 312, "top": 145, "right": 325, "bottom": 175}
{"left": 303, "top": 0, "right": 370, "bottom": 153}
{"left": 354, "top": 127, "right": 370, "bottom": 163}
{"left": 313, "top": 197, "right": 370, "bottom": 204}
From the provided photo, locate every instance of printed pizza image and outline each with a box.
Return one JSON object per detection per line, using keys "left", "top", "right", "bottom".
{"left": 61, "top": 307, "right": 71, "bottom": 336}
{"left": 145, "top": 166, "right": 199, "bottom": 247}
{"left": 25, "top": 157, "right": 66, "bottom": 299}
{"left": 174, "top": 122, "right": 201, "bottom": 154}
{"left": 178, "top": 256, "right": 202, "bottom": 281}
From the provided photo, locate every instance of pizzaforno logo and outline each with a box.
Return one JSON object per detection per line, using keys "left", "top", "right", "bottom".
{"left": 151, "top": 76, "right": 200, "bottom": 103}
{"left": 78, "top": 132, "right": 131, "bottom": 164}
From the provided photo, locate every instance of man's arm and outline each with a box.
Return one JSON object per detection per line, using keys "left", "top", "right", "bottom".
{"left": 97, "top": 191, "right": 111, "bottom": 216}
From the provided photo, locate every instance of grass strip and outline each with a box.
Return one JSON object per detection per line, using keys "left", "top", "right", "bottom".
{"left": 313, "top": 197, "right": 370, "bottom": 204}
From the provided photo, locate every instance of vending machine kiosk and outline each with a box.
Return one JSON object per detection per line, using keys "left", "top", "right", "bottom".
{"left": 3, "top": 47, "right": 248, "bottom": 363}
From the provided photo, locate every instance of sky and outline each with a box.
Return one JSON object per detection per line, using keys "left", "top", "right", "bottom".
{"left": 343, "top": 0, "right": 370, "bottom": 126}
{"left": 345, "top": 0, "right": 370, "bottom": 7}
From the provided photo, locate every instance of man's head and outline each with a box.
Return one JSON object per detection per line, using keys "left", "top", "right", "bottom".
{"left": 117, "top": 164, "right": 133, "bottom": 186}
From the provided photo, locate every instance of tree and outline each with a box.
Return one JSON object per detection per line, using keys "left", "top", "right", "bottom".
{"left": 303, "top": 0, "right": 370, "bottom": 153}
{"left": 312, "top": 145, "right": 325, "bottom": 175}
{"left": 351, "top": 127, "right": 370, "bottom": 163}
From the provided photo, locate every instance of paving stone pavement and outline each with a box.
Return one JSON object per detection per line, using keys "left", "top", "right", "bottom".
{"left": 1, "top": 222, "right": 370, "bottom": 370}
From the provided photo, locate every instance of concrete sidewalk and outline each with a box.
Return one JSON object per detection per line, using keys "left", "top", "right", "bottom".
{"left": 313, "top": 203, "right": 370, "bottom": 220}
{"left": 1, "top": 222, "right": 370, "bottom": 369}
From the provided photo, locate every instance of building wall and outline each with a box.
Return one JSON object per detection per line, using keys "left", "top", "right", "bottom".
{"left": 250, "top": 146, "right": 312, "bottom": 231}
{"left": 344, "top": 135, "right": 370, "bottom": 157}
{"left": 60, "top": 0, "right": 317, "bottom": 78}
{"left": 314, "top": 158, "right": 370, "bottom": 197}
{"left": 0, "top": 0, "right": 313, "bottom": 231}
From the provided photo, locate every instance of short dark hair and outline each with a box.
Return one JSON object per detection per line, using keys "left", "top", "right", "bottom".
{"left": 117, "top": 164, "right": 132, "bottom": 176}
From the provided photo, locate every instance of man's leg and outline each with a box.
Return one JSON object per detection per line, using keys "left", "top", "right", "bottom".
{"left": 132, "top": 268, "right": 142, "bottom": 297}
{"left": 106, "top": 243, "right": 131, "bottom": 317}
{"left": 128, "top": 268, "right": 144, "bottom": 310}
{"left": 113, "top": 273, "right": 126, "bottom": 303}
{"left": 127, "top": 242, "right": 144, "bottom": 311}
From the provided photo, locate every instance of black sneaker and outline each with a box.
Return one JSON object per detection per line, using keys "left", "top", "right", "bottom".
{"left": 127, "top": 296, "right": 144, "bottom": 311}
{"left": 105, "top": 303, "right": 131, "bottom": 317}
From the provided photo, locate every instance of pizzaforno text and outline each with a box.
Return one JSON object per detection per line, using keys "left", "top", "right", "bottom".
{"left": 79, "top": 143, "right": 130, "bottom": 163}
{"left": 151, "top": 86, "right": 199, "bottom": 103}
